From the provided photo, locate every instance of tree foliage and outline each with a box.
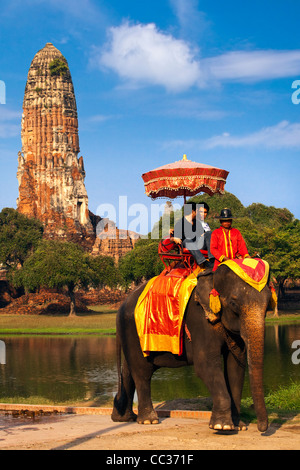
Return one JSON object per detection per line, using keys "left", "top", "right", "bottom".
{"left": 11, "top": 240, "right": 120, "bottom": 315}
{"left": 261, "top": 220, "right": 300, "bottom": 287}
{"left": 119, "top": 238, "right": 164, "bottom": 287}
{"left": 0, "top": 208, "right": 43, "bottom": 267}
{"left": 244, "top": 203, "right": 294, "bottom": 229}
{"left": 89, "top": 254, "right": 122, "bottom": 289}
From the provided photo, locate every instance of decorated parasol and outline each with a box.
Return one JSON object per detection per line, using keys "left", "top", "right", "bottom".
{"left": 142, "top": 154, "right": 229, "bottom": 202}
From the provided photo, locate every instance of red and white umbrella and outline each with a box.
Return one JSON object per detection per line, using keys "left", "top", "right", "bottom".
{"left": 142, "top": 154, "right": 229, "bottom": 202}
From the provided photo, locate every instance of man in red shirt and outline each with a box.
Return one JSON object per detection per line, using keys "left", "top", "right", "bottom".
{"left": 210, "top": 208, "right": 250, "bottom": 271}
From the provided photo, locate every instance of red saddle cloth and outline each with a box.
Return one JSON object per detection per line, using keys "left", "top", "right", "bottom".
{"left": 134, "top": 265, "right": 201, "bottom": 357}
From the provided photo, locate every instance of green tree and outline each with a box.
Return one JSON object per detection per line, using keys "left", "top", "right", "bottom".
{"left": 119, "top": 238, "right": 163, "bottom": 288}
{"left": 0, "top": 208, "right": 43, "bottom": 268}
{"left": 244, "top": 203, "right": 294, "bottom": 229}
{"left": 262, "top": 220, "right": 300, "bottom": 297}
{"left": 12, "top": 240, "right": 119, "bottom": 315}
{"left": 89, "top": 254, "right": 122, "bottom": 289}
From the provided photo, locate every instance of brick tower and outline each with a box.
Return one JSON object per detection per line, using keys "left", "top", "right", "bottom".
{"left": 17, "top": 43, "right": 94, "bottom": 247}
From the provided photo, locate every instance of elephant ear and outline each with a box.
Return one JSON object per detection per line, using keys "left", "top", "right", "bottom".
{"left": 194, "top": 273, "right": 221, "bottom": 324}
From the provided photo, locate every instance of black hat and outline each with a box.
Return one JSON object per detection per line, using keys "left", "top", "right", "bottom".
{"left": 215, "top": 208, "right": 235, "bottom": 220}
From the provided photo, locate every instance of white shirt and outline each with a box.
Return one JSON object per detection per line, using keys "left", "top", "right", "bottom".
{"left": 200, "top": 220, "right": 211, "bottom": 232}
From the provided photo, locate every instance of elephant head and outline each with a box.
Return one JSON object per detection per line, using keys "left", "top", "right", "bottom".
{"left": 195, "top": 264, "right": 271, "bottom": 432}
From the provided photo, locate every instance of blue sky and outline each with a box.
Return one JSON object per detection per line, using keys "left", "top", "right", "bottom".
{"left": 0, "top": 0, "right": 300, "bottom": 232}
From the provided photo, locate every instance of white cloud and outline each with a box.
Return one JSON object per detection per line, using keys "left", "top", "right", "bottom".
{"left": 95, "top": 22, "right": 203, "bottom": 92}
{"left": 203, "top": 121, "right": 300, "bottom": 149}
{"left": 164, "top": 121, "right": 300, "bottom": 151}
{"left": 88, "top": 114, "right": 122, "bottom": 123}
{"left": 204, "top": 50, "right": 300, "bottom": 82}
{"left": 169, "top": 0, "right": 210, "bottom": 41}
{"left": 93, "top": 21, "right": 300, "bottom": 92}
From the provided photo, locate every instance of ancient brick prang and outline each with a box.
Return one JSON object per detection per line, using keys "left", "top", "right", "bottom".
{"left": 92, "top": 220, "right": 139, "bottom": 262}
{"left": 17, "top": 43, "right": 94, "bottom": 248}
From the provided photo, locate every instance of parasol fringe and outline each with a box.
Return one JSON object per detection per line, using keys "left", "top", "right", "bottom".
{"left": 144, "top": 175, "right": 227, "bottom": 186}
{"left": 145, "top": 183, "right": 226, "bottom": 199}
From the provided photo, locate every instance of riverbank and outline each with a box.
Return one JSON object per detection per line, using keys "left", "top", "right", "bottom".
{"left": 0, "top": 307, "right": 299, "bottom": 335}
{"left": 0, "top": 305, "right": 117, "bottom": 335}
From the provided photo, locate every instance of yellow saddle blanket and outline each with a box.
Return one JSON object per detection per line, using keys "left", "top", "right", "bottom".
{"left": 222, "top": 258, "right": 269, "bottom": 292}
{"left": 134, "top": 266, "right": 201, "bottom": 357}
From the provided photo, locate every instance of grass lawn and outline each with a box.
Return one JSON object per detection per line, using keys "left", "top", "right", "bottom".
{"left": 266, "top": 311, "right": 300, "bottom": 323}
{"left": 0, "top": 305, "right": 299, "bottom": 335}
{"left": 0, "top": 305, "right": 117, "bottom": 335}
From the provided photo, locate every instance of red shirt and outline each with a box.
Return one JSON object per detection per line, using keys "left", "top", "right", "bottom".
{"left": 210, "top": 227, "right": 249, "bottom": 270}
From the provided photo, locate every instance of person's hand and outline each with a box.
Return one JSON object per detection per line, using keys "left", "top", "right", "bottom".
{"left": 172, "top": 237, "right": 182, "bottom": 245}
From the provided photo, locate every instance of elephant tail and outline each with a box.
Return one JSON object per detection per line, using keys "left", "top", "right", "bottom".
{"left": 111, "top": 329, "right": 125, "bottom": 420}
{"left": 116, "top": 329, "right": 122, "bottom": 394}
{"left": 112, "top": 322, "right": 137, "bottom": 422}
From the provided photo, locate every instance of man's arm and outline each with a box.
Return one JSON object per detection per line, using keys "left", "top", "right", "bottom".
{"left": 210, "top": 229, "right": 229, "bottom": 262}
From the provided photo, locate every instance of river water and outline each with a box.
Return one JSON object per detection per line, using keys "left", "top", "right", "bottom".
{"left": 0, "top": 323, "right": 299, "bottom": 405}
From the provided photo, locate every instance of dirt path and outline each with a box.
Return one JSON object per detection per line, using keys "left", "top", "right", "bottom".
{"left": 0, "top": 408, "right": 299, "bottom": 451}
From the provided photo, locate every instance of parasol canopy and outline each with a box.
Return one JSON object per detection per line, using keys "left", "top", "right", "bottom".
{"left": 142, "top": 154, "right": 229, "bottom": 202}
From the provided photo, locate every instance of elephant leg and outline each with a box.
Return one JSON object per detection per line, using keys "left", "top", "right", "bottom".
{"left": 194, "top": 352, "right": 235, "bottom": 431}
{"left": 111, "top": 358, "right": 137, "bottom": 422}
{"left": 224, "top": 349, "right": 247, "bottom": 431}
{"left": 133, "top": 364, "right": 159, "bottom": 425}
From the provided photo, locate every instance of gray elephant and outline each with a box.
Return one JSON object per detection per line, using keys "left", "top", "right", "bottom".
{"left": 111, "top": 263, "right": 271, "bottom": 432}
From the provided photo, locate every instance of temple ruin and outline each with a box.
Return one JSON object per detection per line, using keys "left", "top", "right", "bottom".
{"left": 17, "top": 43, "right": 138, "bottom": 257}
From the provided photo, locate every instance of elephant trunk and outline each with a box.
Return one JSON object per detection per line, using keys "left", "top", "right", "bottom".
{"left": 241, "top": 306, "right": 268, "bottom": 432}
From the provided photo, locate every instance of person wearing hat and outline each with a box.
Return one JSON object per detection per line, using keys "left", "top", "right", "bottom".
{"left": 210, "top": 208, "right": 250, "bottom": 271}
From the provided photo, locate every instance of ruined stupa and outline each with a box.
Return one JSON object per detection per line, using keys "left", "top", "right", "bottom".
{"left": 17, "top": 43, "right": 95, "bottom": 247}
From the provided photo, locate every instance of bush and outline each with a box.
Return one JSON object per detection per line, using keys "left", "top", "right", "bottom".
{"left": 49, "top": 58, "right": 69, "bottom": 77}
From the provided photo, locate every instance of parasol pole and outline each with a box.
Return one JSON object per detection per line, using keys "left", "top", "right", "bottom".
{"left": 183, "top": 154, "right": 187, "bottom": 204}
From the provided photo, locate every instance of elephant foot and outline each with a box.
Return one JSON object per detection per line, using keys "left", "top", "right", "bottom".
{"left": 209, "top": 413, "right": 235, "bottom": 431}
{"left": 257, "top": 419, "right": 268, "bottom": 433}
{"left": 209, "top": 423, "right": 235, "bottom": 431}
{"left": 137, "top": 410, "right": 159, "bottom": 425}
{"left": 111, "top": 407, "right": 137, "bottom": 423}
{"left": 234, "top": 420, "right": 248, "bottom": 431}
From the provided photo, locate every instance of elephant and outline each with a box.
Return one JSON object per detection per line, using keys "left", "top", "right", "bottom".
{"left": 111, "top": 263, "right": 271, "bottom": 432}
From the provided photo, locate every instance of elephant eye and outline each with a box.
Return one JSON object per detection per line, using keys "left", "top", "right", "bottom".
{"left": 229, "top": 298, "right": 240, "bottom": 314}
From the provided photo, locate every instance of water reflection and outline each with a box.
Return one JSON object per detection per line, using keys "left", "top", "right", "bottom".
{"left": 263, "top": 323, "right": 300, "bottom": 394}
{"left": 0, "top": 323, "right": 299, "bottom": 405}
{"left": 0, "top": 336, "right": 117, "bottom": 404}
